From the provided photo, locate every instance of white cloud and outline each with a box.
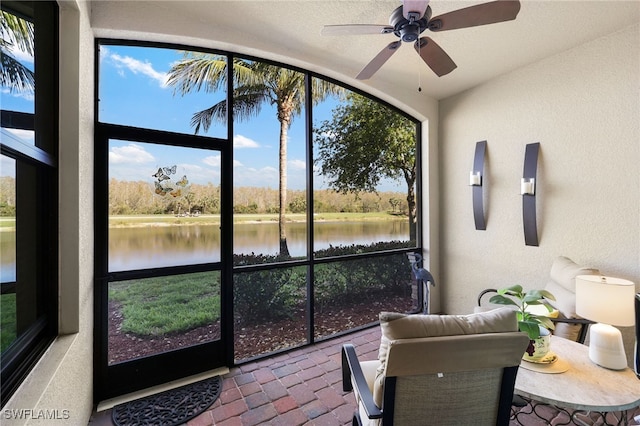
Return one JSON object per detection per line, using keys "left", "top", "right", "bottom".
{"left": 178, "top": 163, "right": 221, "bottom": 185}
{"left": 3, "top": 128, "right": 34, "bottom": 144}
{"left": 288, "top": 159, "right": 306, "bottom": 170}
{"left": 234, "top": 134, "right": 260, "bottom": 149}
{"left": 202, "top": 155, "right": 221, "bottom": 167}
{"left": 1, "top": 86, "right": 34, "bottom": 101}
{"left": 109, "top": 144, "right": 155, "bottom": 164}
{"left": 234, "top": 165, "right": 279, "bottom": 188}
{"left": 100, "top": 45, "right": 110, "bottom": 60}
{"left": 109, "top": 53, "right": 169, "bottom": 88}
{"left": 0, "top": 155, "right": 15, "bottom": 178}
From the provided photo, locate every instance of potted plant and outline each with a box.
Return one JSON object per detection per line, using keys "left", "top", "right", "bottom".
{"left": 489, "top": 285, "right": 556, "bottom": 359}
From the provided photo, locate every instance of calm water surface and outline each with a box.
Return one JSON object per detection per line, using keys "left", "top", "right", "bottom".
{"left": 0, "top": 220, "right": 409, "bottom": 278}
{"left": 108, "top": 220, "right": 409, "bottom": 271}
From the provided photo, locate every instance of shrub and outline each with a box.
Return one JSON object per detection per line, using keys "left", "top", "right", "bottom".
{"left": 233, "top": 257, "right": 305, "bottom": 326}
{"left": 233, "top": 243, "right": 414, "bottom": 323}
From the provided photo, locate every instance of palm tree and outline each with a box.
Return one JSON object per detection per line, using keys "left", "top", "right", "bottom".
{"left": 0, "top": 9, "right": 34, "bottom": 94}
{"left": 167, "top": 53, "right": 344, "bottom": 257}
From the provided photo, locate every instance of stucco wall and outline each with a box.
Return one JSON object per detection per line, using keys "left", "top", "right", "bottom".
{"left": 2, "top": 1, "right": 95, "bottom": 424}
{"left": 438, "top": 24, "right": 639, "bottom": 364}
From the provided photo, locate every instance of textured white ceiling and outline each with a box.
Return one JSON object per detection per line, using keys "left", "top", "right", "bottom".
{"left": 91, "top": 1, "right": 640, "bottom": 105}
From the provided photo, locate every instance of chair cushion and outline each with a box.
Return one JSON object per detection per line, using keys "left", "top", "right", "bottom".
{"left": 378, "top": 308, "right": 518, "bottom": 369}
{"left": 379, "top": 307, "right": 518, "bottom": 340}
{"left": 543, "top": 256, "right": 599, "bottom": 318}
{"left": 373, "top": 308, "right": 519, "bottom": 407}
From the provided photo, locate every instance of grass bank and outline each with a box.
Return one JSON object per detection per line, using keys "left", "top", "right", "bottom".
{"left": 108, "top": 212, "right": 406, "bottom": 228}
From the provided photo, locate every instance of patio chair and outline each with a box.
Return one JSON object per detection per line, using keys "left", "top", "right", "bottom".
{"left": 341, "top": 308, "right": 529, "bottom": 426}
{"left": 475, "top": 256, "right": 599, "bottom": 344}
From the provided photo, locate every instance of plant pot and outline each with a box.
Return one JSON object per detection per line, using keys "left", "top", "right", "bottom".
{"left": 522, "top": 326, "right": 551, "bottom": 362}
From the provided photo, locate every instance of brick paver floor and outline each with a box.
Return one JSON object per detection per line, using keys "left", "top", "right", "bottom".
{"left": 89, "top": 327, "right": 381, "bottom": 426}
{"left": 89, "top": 325, "right": 640, "bottom": 425}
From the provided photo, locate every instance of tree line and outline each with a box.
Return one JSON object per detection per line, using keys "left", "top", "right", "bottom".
{"left": 0, "top": 176, "right": 409, "bottom": 217}
{"left": 107, "top": 178, "right": 409, "bottom": 216}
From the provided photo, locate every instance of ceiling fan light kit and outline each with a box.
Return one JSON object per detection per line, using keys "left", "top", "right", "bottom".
{"left": 322, "top": 0, "right": 521, "bottom": 80}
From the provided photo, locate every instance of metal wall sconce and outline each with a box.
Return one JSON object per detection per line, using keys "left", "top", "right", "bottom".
{"left": 471, "top": 141, "right": 487, "bottom": 230}
{"left": 469, "top": 171, "right": 482, "bottom": 186}
{"left": 522, "top": 142, "right": 540, "bottom": 246}
{"left": 520, "top": 177, "right": 535, "bottom": 195}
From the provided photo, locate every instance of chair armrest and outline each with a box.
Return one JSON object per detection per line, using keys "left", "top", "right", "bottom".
{"left": 342, "top": 344, "right": 383, "bottom": 420}
{"left": 550, "top": 317, "right": 593, "bottom": 326}
{"left": 550, "top": 317, "right": 593, "bottom": 344}
{"left": 477, "top": 288, "right": 498, "bottom": 306}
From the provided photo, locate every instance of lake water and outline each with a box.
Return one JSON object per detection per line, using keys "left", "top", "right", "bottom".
{"left": 108, "top": 220, "right": 410, "bottom": 271}
{"left": 0, "top": 220, "right": 409, "bottom": 280}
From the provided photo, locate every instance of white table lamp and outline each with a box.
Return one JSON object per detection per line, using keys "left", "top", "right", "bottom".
{"left": 576, "top": 275, "right": 635, "bottom": 370}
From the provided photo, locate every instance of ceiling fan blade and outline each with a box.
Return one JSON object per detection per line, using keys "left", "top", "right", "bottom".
{"left": 428, "top": 0, "right": 521, "bottom": 32}
{"left": 321, "top": 24, "right": 394, "bottom": 36}
{"left": 356, "top": 41, "right": 402, "bottom": 80}
{"left": 403, "top": 0, "right": 430, "bottom": 20}
{"left": 414, "top": 37, "right": 457, "bottom": 77}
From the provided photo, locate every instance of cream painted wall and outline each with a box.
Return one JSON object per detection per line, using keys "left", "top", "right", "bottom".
{"left": 438, "top": 24, "right": 639, "bottom": 364}
{"left": 2, "top": 1, "right": 95, "bottom": 425}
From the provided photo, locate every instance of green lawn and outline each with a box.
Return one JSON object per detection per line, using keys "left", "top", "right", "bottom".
{"left": 110, "top": 272, "right": 221, "bottom": 336}
{"left": 1, "top": 293, "right": 16, "bottom": 351}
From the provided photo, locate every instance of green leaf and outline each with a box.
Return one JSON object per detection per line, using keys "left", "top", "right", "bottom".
{"left": 539, "top": 289, "right": 556, "bottom": 301}
{"left": 522, "top": 290, "right": 542, "bottom": 302}
{"left": 498, "top": 284, "right": 522, "bottom": 295}
{"left": 533, "top": 315, "right": 555, "bottom": 330}
{"left": 518, "top": 320, "right": 541, "bottom": 340}
{"left": 488, "top": 295, "right": 519, "bottom": 307}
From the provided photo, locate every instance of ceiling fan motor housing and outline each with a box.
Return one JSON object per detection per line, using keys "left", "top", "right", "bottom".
{"left": 390, "top": 5, "right": 431, "bottom": 42}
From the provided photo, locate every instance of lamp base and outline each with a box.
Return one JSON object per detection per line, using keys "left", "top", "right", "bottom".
{"left": 588, "top": 323, "right": 628, "bottom": 370}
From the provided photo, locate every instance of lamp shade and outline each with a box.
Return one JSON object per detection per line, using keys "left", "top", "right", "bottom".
{"left": 575, "top": 275, "right": 635, "bottom": 327}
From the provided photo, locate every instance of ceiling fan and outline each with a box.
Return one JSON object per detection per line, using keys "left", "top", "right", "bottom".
{"left": 321, "top": 0, "right": 521, "bottom": 80}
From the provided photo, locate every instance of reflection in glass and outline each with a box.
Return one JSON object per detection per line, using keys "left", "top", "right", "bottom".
{"left": 0, "top": 155, "right": 16, "bottom": 353}
{"left": 0, "top": 9, "right": 35, "bottom": 116}
{"left": 0, "top": 159, "right": 46, "bottom": 353}
{"left": 108, "top": 271, "right": 221, "bottom": 365}
{"left": 233, "top": 266, "right": 306, "bottom": 361}
{"left": 314, "top": 254, "right": 418, "bottom": 340}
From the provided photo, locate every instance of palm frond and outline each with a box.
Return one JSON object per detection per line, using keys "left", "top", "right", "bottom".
{"left": 1, "top": 10, "right": 34, "bottom": 56}
{"left": 166, "top": 52, "right": 228, "bottom": 95}
{"left": 232, "top": 91, "right": 269, "bottom": 121}
{"left": 190, "top": 101, "right": 226, "bottom": 134}
{"left": 0, "top": 50, "right": 34, "bottom": 93}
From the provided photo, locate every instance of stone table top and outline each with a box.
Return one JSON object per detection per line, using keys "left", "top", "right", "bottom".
{"left": 515, "top": 335, "right": 640, "bottom": 411}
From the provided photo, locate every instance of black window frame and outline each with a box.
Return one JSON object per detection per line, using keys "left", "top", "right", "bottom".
{"left": 94, "top": 39, "right": 423, "bottom": 397}
{"left": 0, "top": 0, "right": 59, "bottom": 407}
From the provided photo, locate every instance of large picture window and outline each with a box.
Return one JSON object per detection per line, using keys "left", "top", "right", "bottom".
{"left": 96, "top": 40, "right": 422, "bottom": 397}
{"left": 0, "top": 1, "right": 58, "bottom": 406}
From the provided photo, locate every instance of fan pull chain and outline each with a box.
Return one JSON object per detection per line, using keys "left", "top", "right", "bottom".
{"left": 418, "top": 70, "right": 422, "bottom": 92}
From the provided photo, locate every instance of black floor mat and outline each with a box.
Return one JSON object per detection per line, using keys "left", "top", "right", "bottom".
{"left": 112, "top": 376, "right": 222, "bottom": 426}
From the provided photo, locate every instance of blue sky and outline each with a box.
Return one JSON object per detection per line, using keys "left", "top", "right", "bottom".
{"left": 1, "top": 33, "right": 34, "bottom": 178}
{"left": 1, "top": 43, "right": 405, "bottom": 193}
{"left": 99, "top": 45, "right": 334, "bottom": 191}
